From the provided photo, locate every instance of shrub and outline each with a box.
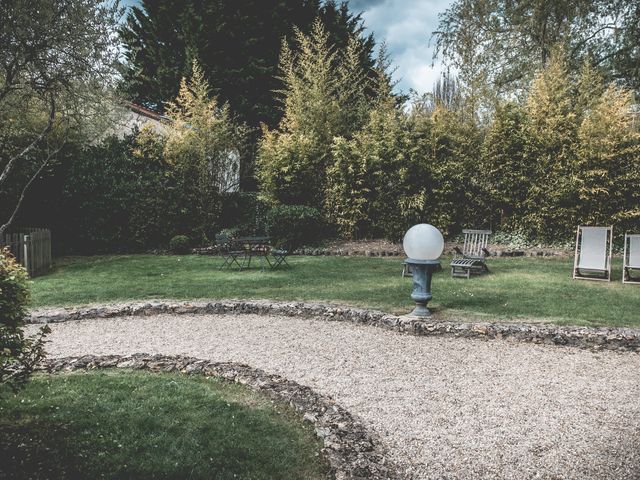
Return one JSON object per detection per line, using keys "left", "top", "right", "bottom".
{"left": 264, "top": 205, "right": 325, "bottom": 250}
{"left": 0, "top": 248, "right": 49, "bottom": 392}
{"left": 169, "top": 235, "right": 191, "bottom": 254}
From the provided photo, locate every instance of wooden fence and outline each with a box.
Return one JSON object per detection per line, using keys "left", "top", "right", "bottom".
{"left": 2, "top": 228, "right": 52, "bottom": 277}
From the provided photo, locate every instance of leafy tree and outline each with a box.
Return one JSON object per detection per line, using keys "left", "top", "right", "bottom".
{"left": 433, "top": 0, "right": 640, "bottom": 107}
{"left": 257, "top": 20, "right": 370, "bottom": 208}
{"left": 0, "top": 0, "right": 121, "bottom": 237}
{"left": 119, "top": 0, "right": 375, "bottom": 128}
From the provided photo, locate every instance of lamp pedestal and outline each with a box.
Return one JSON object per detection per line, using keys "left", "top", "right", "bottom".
{"left": 403, "top": 259, "right": 441, "bottom": 317}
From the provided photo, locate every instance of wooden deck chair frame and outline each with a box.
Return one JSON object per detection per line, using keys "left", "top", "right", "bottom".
{"left": 572, "top": 226, "right": 613, "bottom": 282}
{"left": 623, "top": 233, "right": 640, "bottom": 284}
{"left": 402, "top": 263, "right": 412, "bottom": 277}
{"left": 450, "top": 229, "right": 491, "bottom": 279}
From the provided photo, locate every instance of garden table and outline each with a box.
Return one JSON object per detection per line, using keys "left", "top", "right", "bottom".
{"left": 231, "top": 236, "right": 290, "bottom": 270}
{"left": 235, "top": 236, "right": 273, "bottom": 270}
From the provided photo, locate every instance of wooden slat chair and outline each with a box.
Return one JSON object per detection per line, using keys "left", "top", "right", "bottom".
{"left": 623, "top": 233, "right": 640, "bottom": 284}
{"left": 215, "top": 234, "right": 246, "bottom": 270}
{"left": 450, "top": 229, "right": 491, "bottom": 278}
{"left": 572, "top": 226, "right": 612, "bottom": 282}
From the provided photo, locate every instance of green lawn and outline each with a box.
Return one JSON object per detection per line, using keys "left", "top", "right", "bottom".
{"left": 0, "top": 370, "right": 330, "bottom": 480}
{"left": 30, "top": 254, "right": 640, "bottom": 327}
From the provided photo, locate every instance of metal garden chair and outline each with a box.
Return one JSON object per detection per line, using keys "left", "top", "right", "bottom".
{"left": 450, "top": 229, "right": 491, "bottom": 278}
{"left": 267, "top": 248, "right": 290, "bottom": 269}
{"left": 572, "top": 226, "right": 613, "bottom": 282}
{"left": 216, "top": 234, "right": 246, "bottom": 270}
{"left": 623, "top": 233, "right": 640, "bottom": 284}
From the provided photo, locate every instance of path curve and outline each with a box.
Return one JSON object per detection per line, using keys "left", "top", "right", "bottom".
{"left": 27, "top": 313, "right": 640, "bottom": 480}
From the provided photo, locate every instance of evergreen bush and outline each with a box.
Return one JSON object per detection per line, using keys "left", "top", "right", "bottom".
{"left": 264, "top": 205, "right": 325, "bottom": 250}
{"left": 169, "top": 235, "right": 191, "bottom": 254}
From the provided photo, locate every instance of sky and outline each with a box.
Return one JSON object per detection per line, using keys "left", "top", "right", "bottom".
{"left": 348, "top": 0, "right": 453, "bottom": 94}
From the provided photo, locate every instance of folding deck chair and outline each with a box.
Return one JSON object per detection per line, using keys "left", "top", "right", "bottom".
{"left": 572, "top": 226, "right": 612, "bottom": 282}
{"left": 623, "top": 233, "right": 640, "bottom": 284}
{"left": 450, "top": 229, "right": 491, "bottom": 278}
{"left": 216, "top": 234, "right": 246, "bottom": 270}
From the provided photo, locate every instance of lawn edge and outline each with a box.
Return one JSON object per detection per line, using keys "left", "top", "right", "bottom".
{"left": 28, "top": 300, "right": 640, "bottom": 352}
{"left": 38, "top": 353, "right": 404, "bottom": 480}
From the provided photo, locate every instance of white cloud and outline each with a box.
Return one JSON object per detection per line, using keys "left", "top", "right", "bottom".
{"left": 353, "top": 0, "right": 453, "bottom": 94}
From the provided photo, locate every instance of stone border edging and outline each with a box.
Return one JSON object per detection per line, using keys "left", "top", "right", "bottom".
{"left": 28, "top": 300, "right": 640, "bottom": 352}
{"left": 40, "top": 354, "right": 403, "bottom": 480}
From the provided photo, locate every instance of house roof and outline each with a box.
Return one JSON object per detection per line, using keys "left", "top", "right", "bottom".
{"left": 125, "top": 102, "right": 170, "bottom": 122}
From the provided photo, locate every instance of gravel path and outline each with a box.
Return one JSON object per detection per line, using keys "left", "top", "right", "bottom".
{"left": 27, "top": 314, "right": 640, "bottom": 480}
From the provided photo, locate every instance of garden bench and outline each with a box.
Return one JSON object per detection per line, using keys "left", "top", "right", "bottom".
{"left": 573, "top": 226, "right": 612, "bottom": 282}
{"left": 450, "top": 229, "right": 491, "bottom": 278}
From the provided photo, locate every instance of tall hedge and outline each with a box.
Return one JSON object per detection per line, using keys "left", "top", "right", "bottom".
{"left": 61, "top": 133, "right": 220, "bottom": 253}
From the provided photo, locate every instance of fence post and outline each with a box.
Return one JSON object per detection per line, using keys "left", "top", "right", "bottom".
{"left": 23, "top": 234, "right": 30, "bottom": 276}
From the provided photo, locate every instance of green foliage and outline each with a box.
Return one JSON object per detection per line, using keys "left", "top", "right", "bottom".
{"left": 62, "top": 134, "right": 170, "bottom": 253}
{"left": 264, "top": 205, "right": 325, "bottom": 250}
{"left": 258, "top": 130, "right": 329, "bottom": 207}
{"left": 0, "top": 248, "right": 30, "bottom": 329}
{"left": 257, "top": 20, "right": 372, "bottom": 209}
{"left": 327, "top": 78, "right": 429, "bottom": 240}
{"left": 427, "top": 106, "right": 484, "bottom": 236}
{"left": 0, "top": 248, "right": 49, "bottom": 392}
{"left": 61, "top": 132, "right": 219, "bottom": 253}
{"left": 169, "top": 235, "right": 191, "bottom": 255}
{"left": 433, "top": 0, "right": 640, "bottom": 109}
{"left": 0, "top": 0, "right": 122, "bottom": 237}
{"left": 481, "top": 102, "right": 530, "bottom": 230}
{"left": 164, "top": 60, "right": 249, "bottom": 192}
{"left": 577, "top": 84, "right": 640, "bottom": 231}
{"left": 119, "top": 0, "right": 375, "bottom": 128}
{"left": 163, "top": 61, "right": 250, "bottom": 240}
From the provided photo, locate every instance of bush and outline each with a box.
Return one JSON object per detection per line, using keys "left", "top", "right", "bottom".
{"left": 264, "top": 205, "right": 325, "bottom": 250}
{"left": 60, "top": 132, "right": 221, "bottom": 254}
{"left": 0, "top": 248, "right": 49, "bottom": 392}
{"left": 169, "top": 235, "right": 191, "bottom": 254}
{"left": 0, "top": 248, "right": 30, "bottom": 328}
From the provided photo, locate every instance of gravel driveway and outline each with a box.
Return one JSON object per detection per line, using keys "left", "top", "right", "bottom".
{"left": 27, "top": 314, "right": 640, "bottom": 480}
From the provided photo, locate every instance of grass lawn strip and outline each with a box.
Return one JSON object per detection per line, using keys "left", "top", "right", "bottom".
{"left": 30, "top": 255, "right": 640, "bottom": 328}
{"left": 0, "top": 368, "right": 333, "bottom": 480}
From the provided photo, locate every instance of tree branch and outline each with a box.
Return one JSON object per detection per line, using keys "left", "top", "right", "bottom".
{"left": 0, "top": 94, "right": 56, "bottom": 186}
{"left": 0, "top": 131, "right": 67, "bottom": 238}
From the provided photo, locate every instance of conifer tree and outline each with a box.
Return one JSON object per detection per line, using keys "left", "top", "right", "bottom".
{"left": 326, "top": 50, "right": 428, "bottom": 240}
{"left": 163, "top": 60, "right": 249, "bottom": 241}
{"left": 257, "top": 20, "right": 371, "bottom": 209}
{"left": 578, "top": 84, "right": 640, "bottom": 230}
{"left": 523, "top": 49, "right": 580, "bottom": 239}
{"left": 481, "top": 102, "right": 529, "bottom": 231}
{"left": 120, "top": 0, "right": 376, "bottom": 128}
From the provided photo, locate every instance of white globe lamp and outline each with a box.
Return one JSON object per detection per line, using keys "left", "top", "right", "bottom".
{"left": 402, "top": 224, "right": 444, "bottom": 316}
{"left": 403, "top": 224, "right": 444, "bottom": 261}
